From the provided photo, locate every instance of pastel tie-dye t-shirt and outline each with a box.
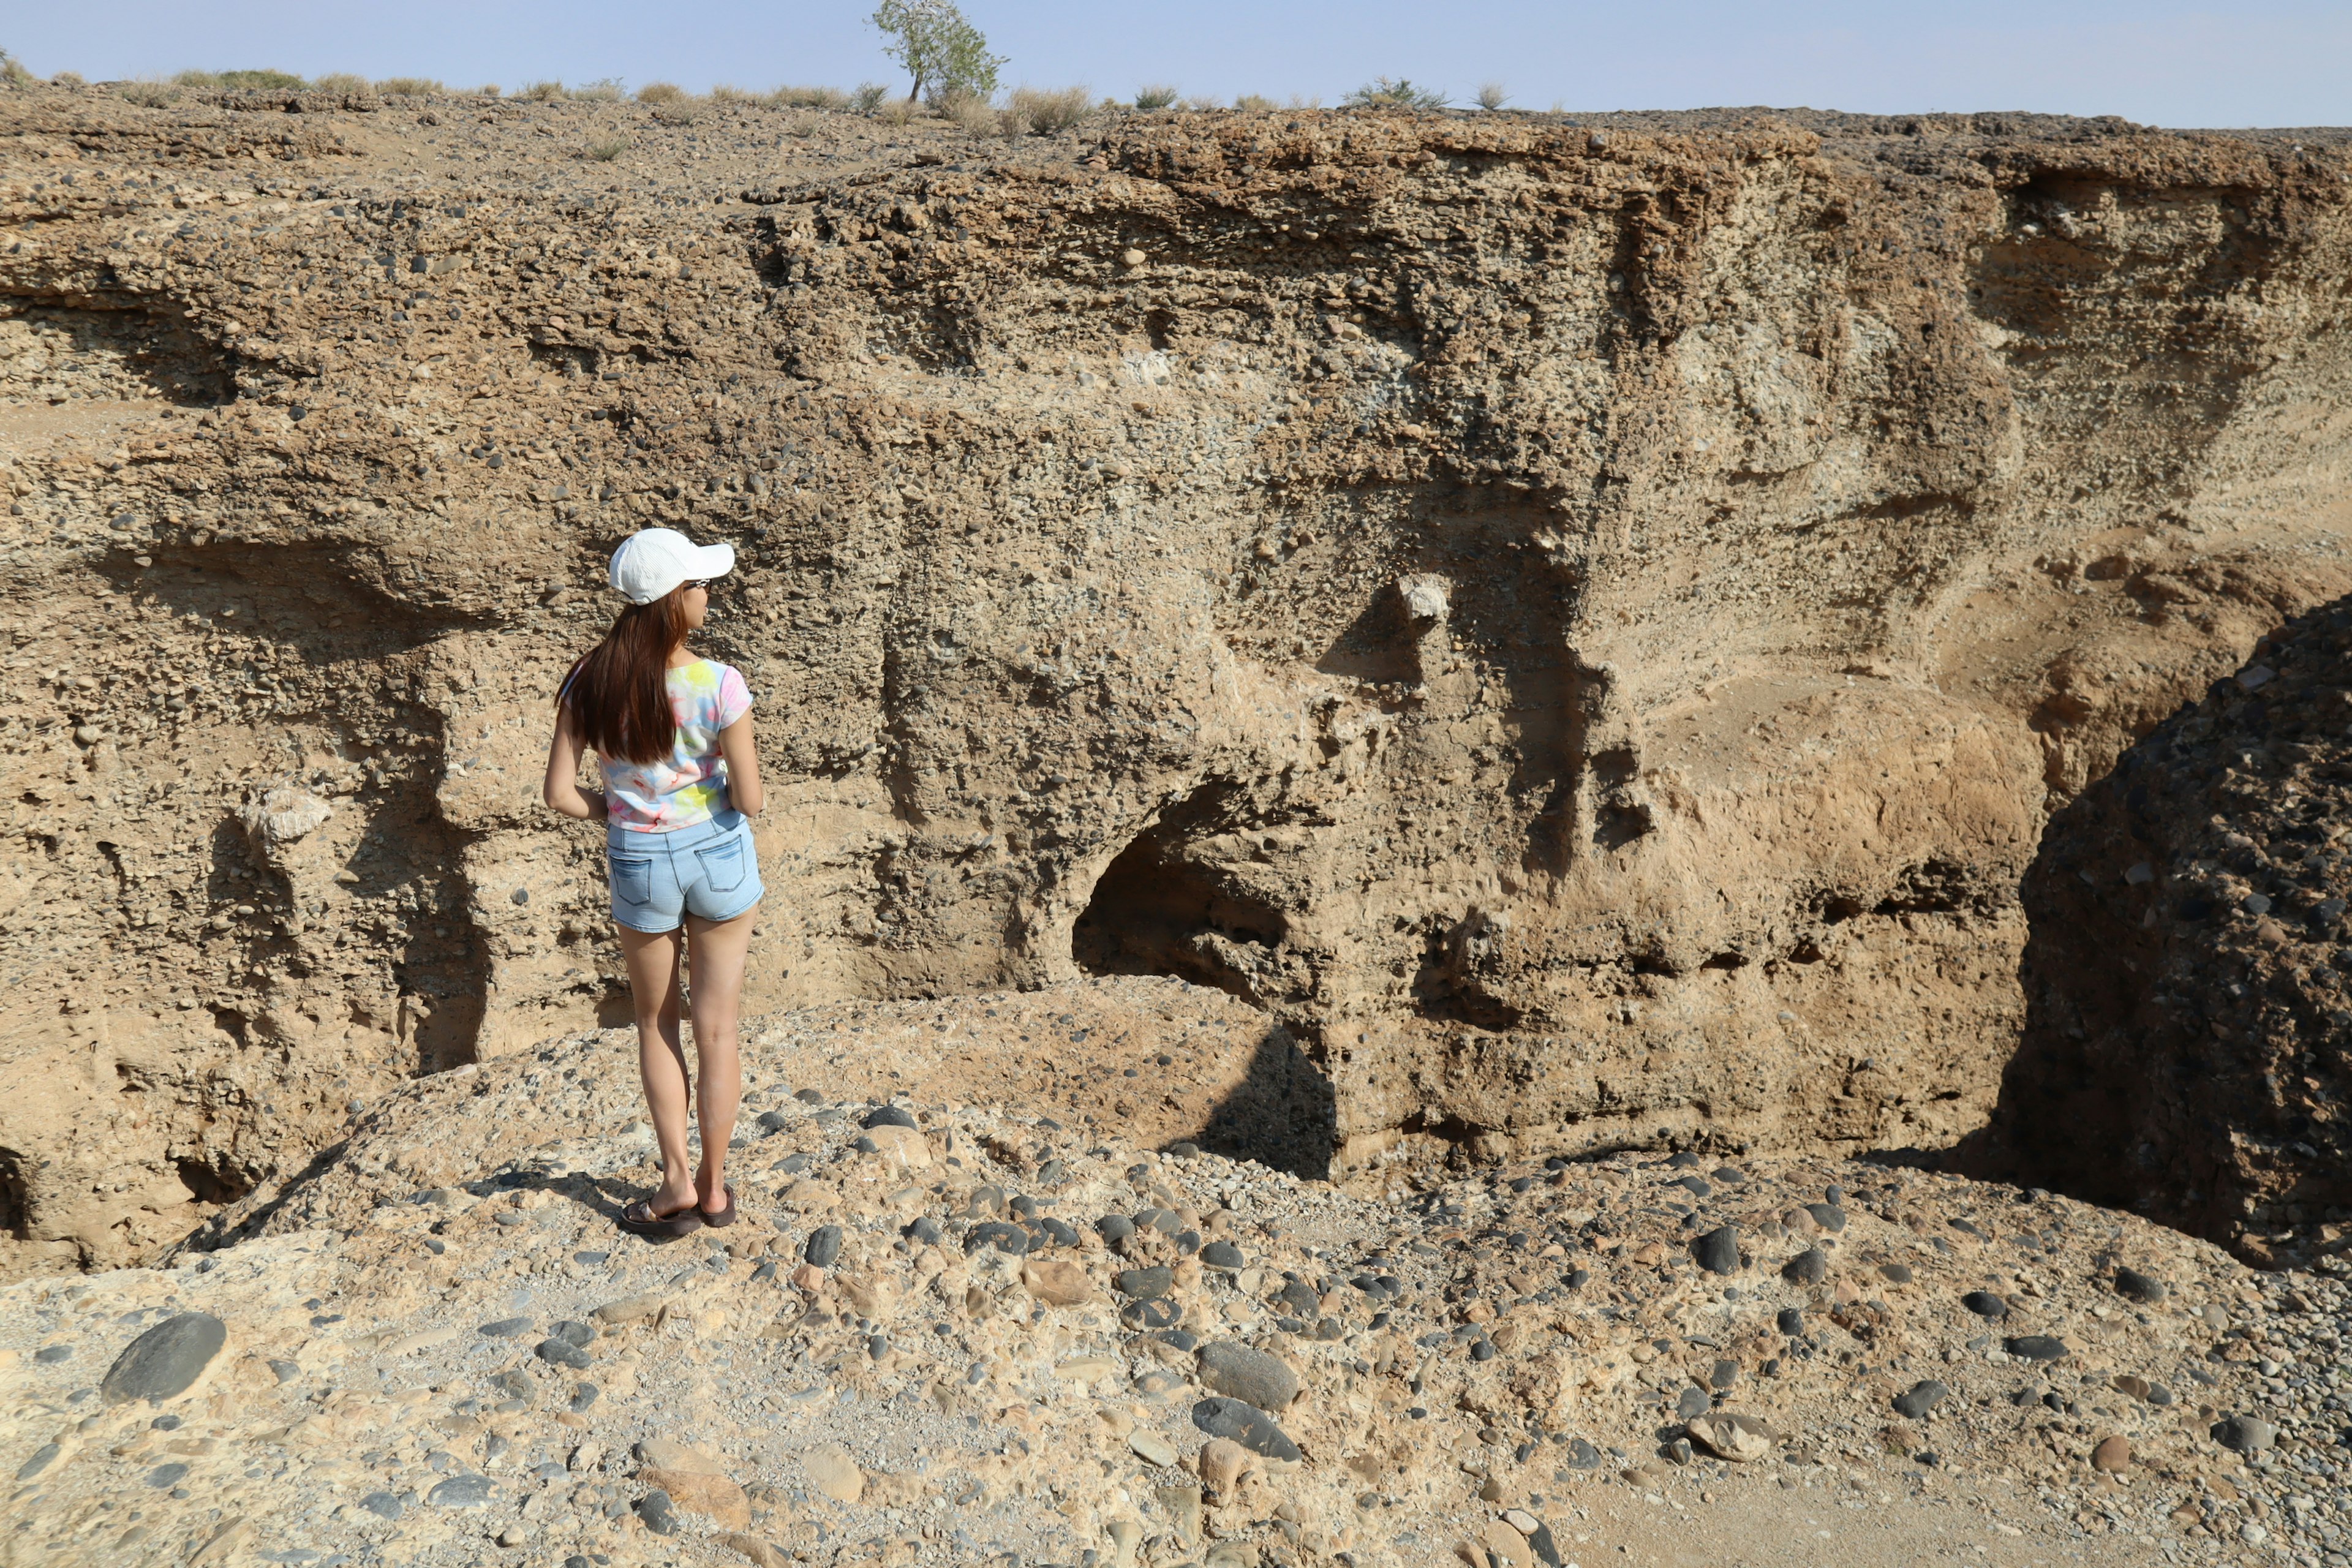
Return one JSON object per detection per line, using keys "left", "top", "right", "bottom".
{"left": 597, "top": 660, "right": 753, "bottom": 831}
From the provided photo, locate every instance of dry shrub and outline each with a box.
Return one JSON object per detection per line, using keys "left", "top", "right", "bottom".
{"left": 709, "top": 84, "right": 756, "bottom": 105}
{"left": 851, "top": 82, "right": 888, "bottom": 113}
{"left": 588, "top": 138, "right": 629, "bottom": 161}
{"left": 120, "top": 80, "right": 179, "bottom": 108}
{"left": 375, "top": 77, "right": 444, "bottom": 97}
{"left": 770, "top": 84, "right": 850, "bottom": 110}
{"left": 945, "top": 93, "right": 997, "bottom": 135}
{"left": 473, "top": 83, "right": 502, "bottom": 99}
{"left": 1180, "top": 94, "right": 1221, "bottom": 111}
{"left": 1133, "top": 83, "right": 1178, "bottom": 110}
{"left": 1233, "top": 94, "right": 1276, "bottom": 113}
{"left": 50, "top": 70, "right": 84, "bottom": 88}
{"left": 1476, "top": 81, "right": 1508, "bottom": 110}
{"left": 312, "top": 73, "right": 369, "bottom": 95}
{"left": 636, "top": 81, "right": 687, "bottom": 104}
{"left": 875, "top": 96, "right": 917, "bottom": 126}
{"left": 521, "top": 80, "right": 565, "bottom": 102}
{"left": 1004, "top": 85, "right": 1090, "bottom": 136}
{"left": 570, "top": 78, "right": 624, "bottom": 102}
{"left": 175, "top": 68, "right": 306, "bottom": 91}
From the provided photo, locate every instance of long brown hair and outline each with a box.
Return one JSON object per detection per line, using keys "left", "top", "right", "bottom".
{"left": 559, "top": 589, "right": 690, "bottom": 764}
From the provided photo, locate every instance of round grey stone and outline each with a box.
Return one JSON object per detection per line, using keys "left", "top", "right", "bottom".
{"left": 2004, "top": 1335, "right": 2070, "bottom": 1362}
{"left": 2213, "top": 1414, "right": 2278, "bottom": 1453}
{"left": 361, "top": 1491, "right": 404, "bottom": 1520}
{"left": 1675, "top": 1386, "right": 1711, "bottom": 1421}
{"left": 146, "top": 1461, "right": 189, "bottom": 1488}
{"left": 636, "top": 1488, "right": 679, "bottom": 1535}
{"left": 1691, "top": 1225, "right": 1741, "bottom": 1275}
{"left": 1893, "top": 1379, "right": 1948, "bottom": 1419}
{"left": 1199, "top": 1240, "right": 1245, "bottom": 1270}
{"left": 101, "top": 1313, "right": 227, "bottom": 1408}
{"left": 1961, "top": 1291, "right": 2009, "bottom": 1318}
{"left": 2114, "top": 1267, "right": 2168, "bottom": 1305}
{"left": 861, "top": 1104, "right": 918, "bottom": 1130}
{"left": 1781, "top": 1248, "right": 1827, "bottom": 1286}
{"left": 1197, "top": 1341, "right": 1299, "bottom": 1410}
{"left": 428, "top": 1472, "right": 494, "bottom": 1509}
{"left": 1115, "top": 1265, "right": 1174, "bottom": 1300}
{"left": 804, "top": 1225, "right": 843, "bottom": 1267}
{"left": 534, "top": 1337, "right": 592, "bottom": 1370}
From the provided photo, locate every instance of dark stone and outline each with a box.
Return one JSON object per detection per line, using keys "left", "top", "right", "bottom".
{"left": 13, "top": 1443, "right": 58, "bottom": 1482}
{"left": 361, "top": 1491, "right": 404, "bottom": 1521}
{"left": 267, "top": 1359, "right": 301, "bottom": 1384}
{"left": 1566, "top": 1268, "right": 1591, "bottom": 1289}
{"left": 1277, "top": 1277, "right": 1321, "bottom": 1317}
{"left": 750, "top": 1260, "right": 777, "bottom": 1283}
{"left": 1143, "top": 1208, "right": 1183, "bottom": 1237}
{"left": 2005, "top": 1335, "right": 2070, "bottom": 1362}
{"left": 906, "top": 1216, "right": 943, "bottom": 1246}
{"left": 1804, "top": 1203, "right": 1847, "bottom": 1232}
{"left": 428, "top": 1472, "right": 494, "bottom": 1509}
{"left": 1782, "top": 1248, "right": 1827, "bottom": 1286}
{"left": 1566, "top": 1437, "right": 1603, "bottom": 1469}
{"left": 101, "top": 1313, "right": 227, "bottom": 1408}
{"left": 1192, "top": 1396, "right": 1302, "bottom": 1461}
{"left": 794, "top": 1087, "right": 823, "bottom": 1104}
{"left": 1711, "top": 1166, "right": 1747, "bottom": 1183}
{"left": 2114, "top": 1267, "right": 2168, "bottom": 1305}
{"left": 1197, "top": 1341, "right": 1300, "bottom": 1409}
{"left": 1709, "top": 1359, "right": 1738, "bottom": 1390}
{"left": 862, "top": 1104, "right": 918, "bottom": 1130}
{"left": 1675, "top": 1176, "right": 1713, "bottom": 1198}
{"left": 965, "top": 1221, "right": 1030, "bottom": 1256}
{"left": 2213, "top": 1414, "right": 2278, "bottom": 1453}
{"left": 1200, "top": 1240, "right": 1245, "bottom": 1270}
{"left": 1039, "top": 1217, "right": 1079, "bottom": 1248}
{"left": 146, "top": 1461, "right": 189, "bottom": 1488}
{"left": 1893, "top": 1379, "right": 1948, "bottom": 1419}
{"left": 551, "top": 1320, "right": 594, "bottom": 1348}
{"left": 535, "top": 1337, "right": 592, "bottom": 1370}
{"left": 1166, "top": 1140, "right": 1201, "bottom": 1158}
{"left": 1121, "top": 1298, "right": 1183, "bottom": 1330}
{"left": 1691, "top": 1225, "right": 1741, "bottom": 1275}
{"left": 1776, "top": 1308, "right": 1805, "bottom": 1336}
{"left": 33, "top": 1344, "right": 71, "bottom": 1364}
{"left": 1116, "top": 1265, "right": 1175, "bottom": 1300}
{"left": 1525, "top": 1521, "right": 1564, "bottom": 1567}
{"left": 636, "top": 1488, "right": 679, "bottom": 1535}
{"left": 1666, "top": 1151, "right": 1702, "bottom": 1169}
{"left": 479, "top": 1316, "right": 535, "bottom": 1339}
{"left": 1878, "top": 1263, "right": 1914, "bottom": 1284}
{"left": 1961, "top": 1291, "right": 2009, "bottom": 1318}
{"left": 570, "top": 1383, "right": 600, "bottom": 1413}
{"left": 1097, "top": 1214, "right": 1136, "bottom": 1243}
{"left": 1470, "top": 1338, "right": 1496, "bottom": 1362}
{"left": 755, "top": 1110, "right": 790, "bottom": 1133}
{"left": 1675, "top": 1386, "right": 1711, "bottom": 1420}
{"left": 1155, "top": 1329, "right": 1200, "bottom": 1353}
{"left": 804, "top": 1225, "right": 843, "bottom": 1267}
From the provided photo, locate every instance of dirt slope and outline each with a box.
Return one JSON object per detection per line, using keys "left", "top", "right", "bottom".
{"left": 1, "top": 83, "right": 2350, "bottom": 1272}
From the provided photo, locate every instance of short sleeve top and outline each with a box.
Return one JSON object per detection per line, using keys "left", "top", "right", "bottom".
{"left": 595, "top": 660, "right": 752, "bottom": 832}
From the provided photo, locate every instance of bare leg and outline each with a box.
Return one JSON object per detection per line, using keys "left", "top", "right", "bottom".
{"left": 683, "top": 904, "right": 757, "bottom": 1212}
{"left": 619, "top": 924, "right": 699, "bottom": 1217}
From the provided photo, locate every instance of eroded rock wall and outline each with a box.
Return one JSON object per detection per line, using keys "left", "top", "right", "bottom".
{"left": 0, "top": 86, "right": 2348, "bottom": 1273}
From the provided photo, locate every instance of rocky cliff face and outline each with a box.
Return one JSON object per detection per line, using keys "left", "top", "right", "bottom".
{"left": 1, "top": 84, "right": 2348, "bottom": 1274}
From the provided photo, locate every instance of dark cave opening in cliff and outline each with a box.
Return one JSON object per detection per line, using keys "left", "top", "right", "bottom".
{"left": 1072, "top": 790, "right": 1288, "bottom": 1009}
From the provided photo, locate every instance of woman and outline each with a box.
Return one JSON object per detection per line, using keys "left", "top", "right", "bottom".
{"left": 543, "top": 526, "right": 766, "bottom": 1237}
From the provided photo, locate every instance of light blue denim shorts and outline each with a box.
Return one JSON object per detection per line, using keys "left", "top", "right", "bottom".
{"left": 606, "top": 809, "right": 763, "bottom": 932}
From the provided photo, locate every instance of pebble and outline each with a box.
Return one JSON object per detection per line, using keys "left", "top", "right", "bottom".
{"left": 147, "top": 1461, "right": 190, "bottom": 1488}
{"left": 1961, "top": 1290, "right": 2009, "bottom": 1318}
{"left": 15, "top": 1442, "right": 59, "bottom": 1482}
{"left": 535, "top": 1337, "right": 592, "bottom": 1370}
{"left": 479, "top": 1316, "right": 535, "bottom": 1338}
{"left": 1691, "top": 1225, "right": 1741, "bottom": 1275}
{"left": 1199, "top": 1240, "right": 1245, "bottom": 1270}
{"left": 1675, "top": 1387, "right": 1711, "bottom": 1420}
{"left": 2114, "top": 1266, "right": 2167, "bottom": 1304}
{"left": 861, "top": 1104, "right": 918, "bottom": 1130}
{"left": 360, "top": 1491, "right": 403, "bottom": 1521}
{"left": 100, "top": 1312, "right": 226, "bottom": 1407}
{"left": 802, "top": 1442, "right": 865, "bottom": 1504}
{"left": 1804, "top": 1203, "right": 1847, "bottom": 1232}
{"left": 1129, "top": 1430, "right": 1177, "bottom": 1466}
{"left": 33, "top": 1344, "right": 71, "bottom": 1363}
{"left": 636, "top": 1488, "right": 679, "bottom": 1536}
{"left": 2004, "top": 1335, "right": 2068, "bottom": 1362}
{"left": 1193, "top": 1396, "right": 1302, "bottom": 1461}
{"left": 1782, "top": 1248, "right": 1826, "bottom": 1285}
{"left": 1893, "top": 1380, "right": 1948, "bottom": 1419}
{"left": 427, "top": 1473, "right": 494, "bottom": 1509}
{"left": 2212, "top": 1414, "right": 2278, "bottom": 1453}
{"left": 2091, "top": 1434, "right": 2131, "bottom": 1472}
{"left": 966, "top": 1220, "right": 1030, "bottom": 1255}
{"left": 1197, "top": 1340, "right": 1300, "bottom": 1410}
{"left": 804, "top": 1225, "right": 843, "bottom": 1266}
{"left": 1116, "top": 1265, "right": 1174, "bottom": 1300}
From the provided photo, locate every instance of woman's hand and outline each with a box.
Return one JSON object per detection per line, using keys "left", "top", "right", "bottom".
{"left": 543, "top": 708, "right": 609, "bottom": 821}
{"left": 718, "top": 710, "right": 764, "bottom": 816}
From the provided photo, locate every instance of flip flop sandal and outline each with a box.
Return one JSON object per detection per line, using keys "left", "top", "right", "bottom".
{"left": 699, "top": 1183, "right": 738, "bottom": 1228}
{"left": 617, "top": 1198, "right": 704, "bottom": 1238}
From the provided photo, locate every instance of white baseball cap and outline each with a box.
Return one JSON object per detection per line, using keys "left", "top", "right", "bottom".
{"left": 607, "top": 527, "right": 735, "bottom": 605}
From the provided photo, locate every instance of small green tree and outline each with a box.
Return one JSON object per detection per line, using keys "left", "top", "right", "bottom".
{"left": 871, "top": 0, "right": 1003, "bottom": 106}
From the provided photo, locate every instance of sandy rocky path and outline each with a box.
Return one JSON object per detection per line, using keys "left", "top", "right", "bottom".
{"left": 3, "top": 982, "right": 2348, "bottom": 1568}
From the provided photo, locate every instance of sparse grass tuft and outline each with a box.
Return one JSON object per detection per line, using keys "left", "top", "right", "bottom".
{"left": 120, "top": 80, "right": 179, "bottom": 107}
{"left": 1476, "top": 81, "right": 1508, "bottom": 111}
{"left": 875, "top": 95, "right": 917, "bottom": 126}
{"left": 1003, "top": 85, "right": 1090, "bottom": 136}
{"left": 570, "top": 77, "right": 624, "bottom": 102}
{"left": 636, "top": 81, "right": 687, "bottom": 104}
{"left": 851, "top": 82, "right": 889, "bottom": 114}
{"left": 312, "top": 73, "right": 369, "bottom": 95}
{"left": 173, "top": 68, "right": 307, "bottom": 91}
{"left": 473, "top": 83, "right": 501, "bottom": 98}
{"left": 1233, "top": 94, "right": 1276, "bottom": 113}
{"left": 521, "top": 80, "right": 565, "bottom": 102}
{"left": 945, "top": 92, "right": 998, "bottom": 135}
{"left": 375, "top": 77, "right": 444, "bottom": 97}
{"left": 50, "top": 70, "right": 83, "bottom": 88}
{"left": 709, "top": 84, "right": 756, "bottom": 105}
{"left": 1344, "top": 77, "right": 1448, "bottom": 109}
{"left": 1133, "top": 83, "right": 1178, "bottom": 110}
{"left": 587, "top": 138, "right": 629, "bottom": 161}
{"left": 1, "top": 53, "right": 37, "bottom": 90}
{"left": 768, "top": 85, "right": 850, "bottom": 110}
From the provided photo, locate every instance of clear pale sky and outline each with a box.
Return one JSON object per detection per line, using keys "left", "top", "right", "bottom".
{"left": 8, "top": 1, "right": 2345, "bottom": 129}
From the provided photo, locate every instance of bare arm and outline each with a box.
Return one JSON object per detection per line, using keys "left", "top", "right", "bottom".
{"left": 542, "top": 706, "right": 609, "bottom": 821}
{"left": 718, "top": 710, "right": 764, "bottom": 816}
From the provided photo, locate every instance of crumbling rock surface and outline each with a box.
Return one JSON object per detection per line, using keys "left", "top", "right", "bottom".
{"left": 2, "top": 84, "right": 2350, "bottom": 1274}
{"left": 1985, "top": 597, "right": 2352, "bottom": 1261}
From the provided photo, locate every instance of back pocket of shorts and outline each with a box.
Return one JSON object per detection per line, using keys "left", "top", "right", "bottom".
{"left": 609, "top": 854, "right": 653, "bottom": 907}
{"left": 694, "top": 836, "right": 745, "bottom": 894}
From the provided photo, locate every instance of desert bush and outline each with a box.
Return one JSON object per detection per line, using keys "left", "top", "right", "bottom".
{"left": 312, "top": 73, "right": 369, "bottom": 94}
{"left": 119, "top": 80, "right": 179, "bottom": 107}
{"left": 945, "top": 92, "right": 998, "bottom": 135}
{"left": 571, "top": 78, "right": 625, "bottom": 102}
{"left": 872, "top": 0, "right": 1001, "bottom": 107}
{"left": 174, "top": 68, "right": 307, "bottom": 91}
{"left": 375, "top": 77, "right": 444, "bottom": 97}
{"left": 1287, "top": 94, "right": 1323, "bottom": 109}
{"left": 1233, "top": 93, "right": 1276, "bottom": 113}
{"left": 1344, "top": 77, "right": 1448, "bottom": 109}
{"left": 1, "top": 53, "right": 35, "bottom": 90}
{"left": 770, "top": 84, "right": 850, "bottom": 109}
{"left": 474, "top": 83, "right": 502, "bottom": 98}
{"left": 588, "top": 138, "right": 629, "bottom": 160}
{"left": 521, "top": 80, "right": 565, "bottom": 101}
{"left": 709, "top": 83, "right": 756, "bottom": 105}
{"left": 1004, "top": 85, "right": 1090, "bottom": 135}
{"left": 50, "top": 70, "right": 83, "bottom": 88}
{"left": 636, "top": 81, "right": 687, "bottom": 104}
{"left": 1476, "top": 81, "right": 1508, "bottom": 110}
{"left": 1133, "top": 83, "right": 1178, "bottom": 110}
{"left": 852, "top": 81, "right": 889, "bottom": 113}
{"left": 875, "top": 95, "right": 917, "bottom": 126}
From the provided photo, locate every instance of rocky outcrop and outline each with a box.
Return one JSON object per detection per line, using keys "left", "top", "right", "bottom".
{"left": 2, "top": 84, "right": 2351, "bottom": 1272}
{"left": 1985, "top": 597, "right": 2352, "bottom": 1260}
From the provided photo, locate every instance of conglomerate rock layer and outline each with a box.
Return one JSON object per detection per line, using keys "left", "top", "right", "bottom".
{"left": 1, "top": 83, "right": 2350, "bottom": 1273}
